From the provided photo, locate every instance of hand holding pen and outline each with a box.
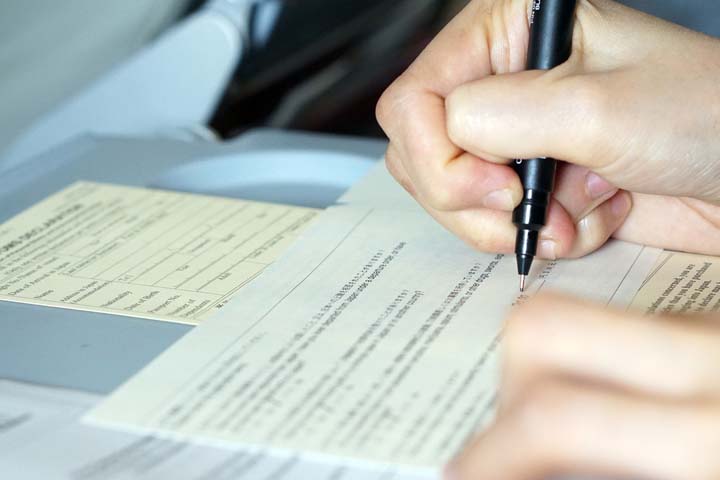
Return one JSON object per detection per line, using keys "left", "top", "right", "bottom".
{"left": 377, "top": 0, "right": 720, "bottom": 271}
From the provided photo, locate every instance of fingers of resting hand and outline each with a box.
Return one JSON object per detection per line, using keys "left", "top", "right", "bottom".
{"left": 501, "top": 293, "right": 720, "bottom": 405}
{"left": 446, "top": 380, "right": 720, "bottom": 480}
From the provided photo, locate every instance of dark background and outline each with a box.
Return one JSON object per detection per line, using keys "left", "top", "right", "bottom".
{"left": 209, "top": 0, "right": 720, "bottom": 140}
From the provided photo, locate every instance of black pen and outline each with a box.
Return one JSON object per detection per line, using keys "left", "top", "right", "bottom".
{"left": 513, "top": 0, "right": 578, "bottom": 292}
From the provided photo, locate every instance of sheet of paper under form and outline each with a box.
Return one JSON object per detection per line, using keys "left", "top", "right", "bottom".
{"left": 0, "top": 379, "right": 429, "bottom": 480}
{"left": 87, "top": 205, "right": 663, "bottom": 473}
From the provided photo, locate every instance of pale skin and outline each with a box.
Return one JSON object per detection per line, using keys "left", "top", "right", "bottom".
{"left": 376, "top": 0, "right": 720, "bottom": 477}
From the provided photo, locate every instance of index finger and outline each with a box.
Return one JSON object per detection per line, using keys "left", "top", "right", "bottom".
{"left": 377, "top": 0, "right": 530, "bottom": 141}
{"left": 408, "top": 0, "right": 530, "bottom": 97}
{"left": 376, "top": 0, "right": 531, "bottom": 209}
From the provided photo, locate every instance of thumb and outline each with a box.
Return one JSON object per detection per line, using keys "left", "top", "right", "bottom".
{"left": 445, "top": 70, "right": 607, "bottom": 169}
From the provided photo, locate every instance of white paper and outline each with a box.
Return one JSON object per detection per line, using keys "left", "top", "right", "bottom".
{"left": 87, "top": 205, "right": 660, "bottom": 472}
{"left": 338, "top": 161, "right": 422, "bottom": 211}
{"left": 0, "top": 181, "right": 317, "bottom": 324}
{"left": 0, "top": 379, "right": 431, "bottom": 480}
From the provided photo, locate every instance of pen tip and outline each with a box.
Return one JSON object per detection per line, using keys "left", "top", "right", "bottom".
{"left": 519, "top": 275, "right": 526, "bottom": 293}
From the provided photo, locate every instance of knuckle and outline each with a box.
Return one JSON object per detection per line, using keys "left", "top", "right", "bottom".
{"left": 384, "top": 156, "right": 416, "bottom": 197}
{"left": 423, "top": 179, "right": 459, "bottom": 211}
{"left": 384, "top": 154, "right": 401, "bottom": 180}
{"left": 445, "top": 89, "right": 471, "bottom": 148}
{"left": 565, "top": 78, "right": 611, "bottom": 153}
{"left": 570, "top": 78, "right": 611, "bottom": 121}
{"left": 376, "top": 77, "right": 411, "bottom": 134}
{"left": 375, "top": 87, "right": 394, "bottom": 133}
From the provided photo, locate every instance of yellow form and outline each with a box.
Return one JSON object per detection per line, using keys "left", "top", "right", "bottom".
{"left": 0, "top": 182, "right": 317, "bottom": 324}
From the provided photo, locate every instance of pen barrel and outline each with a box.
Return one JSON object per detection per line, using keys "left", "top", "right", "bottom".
{"left": 513, "top": 0, "right": 576, "bottom": 275}
{"left": 512, "top": 157, "right": 557, "bottom": 231}
{"left": 514, "top": 0, "right": 575, "bottom": 227}
{"left": 526, "top": 0, "right": 577, "bottom": 70}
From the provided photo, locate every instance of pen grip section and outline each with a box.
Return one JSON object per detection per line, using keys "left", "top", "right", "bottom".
{"left": 512, "top": 157, "right": 557, "bottom": 230}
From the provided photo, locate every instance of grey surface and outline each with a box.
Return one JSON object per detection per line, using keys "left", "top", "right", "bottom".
{"left": 620, "top": 0, "right": 720, "bottom": 37}
{"left": 0, "top": 303, "right": 191, "bottom": 395}
{"left": 0, "top": 130, "right": 386, "bottom": 394}
{"left": 0, "top": 0, "right": 194, "bottom": 155}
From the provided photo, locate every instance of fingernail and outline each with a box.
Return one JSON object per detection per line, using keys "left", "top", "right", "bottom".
{"left": 482, "top": 189, "right": 516, "bottom": 210}
{"left": 611, "top": 191, "right": 632, "bottom": 217}
{"left": 538, "top": 240, "right": 557, "bottom": 260}
{"left": 586, "top": 172, "right": 616, "bottom": 200}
